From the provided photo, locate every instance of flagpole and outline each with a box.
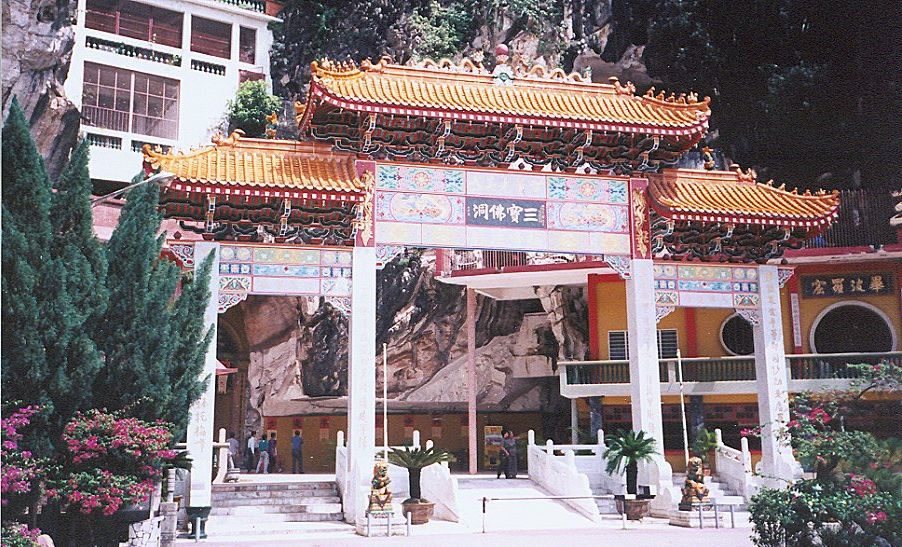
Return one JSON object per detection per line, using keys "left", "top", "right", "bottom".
{"left": 677, "top": 348, "right": 690, "bottom": 468}
{"left": 383, "top": 343, "right": 389, "bottom": 458}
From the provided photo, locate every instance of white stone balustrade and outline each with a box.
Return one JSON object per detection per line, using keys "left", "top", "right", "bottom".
{"left": 713, "top": 428, "right": 759, "bottom": 500}
{"left": 334, "top": 430, "right": 460, "bottom": 522}
{"left": 526, "top": 430, "right": 607, "bottom": 521}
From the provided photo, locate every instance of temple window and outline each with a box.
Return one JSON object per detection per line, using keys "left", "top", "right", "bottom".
{"left": 82, "top": 62, "right": 179, "bottom": 140}
{"left": 608, "top": 329, "right": 679, "bottom": 360}
{"left": 239, "top": 27, "right": 256, "bottom": 64}
{"left": 720, "top": 314, "right": 755, "bottom": 356}
{"left": 84, "top": 0, "right": 183, "bottom": 48}
{"left": 191, "top": 16, "right": 231, "bottom": 59}
{"left": 811, "top": 302, "right": 896, "bottom": 353}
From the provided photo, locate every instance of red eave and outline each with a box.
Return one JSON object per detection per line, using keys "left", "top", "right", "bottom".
{"left": 168, "top": 180, "right": 365, "bottom": 203}
{"left": 309, "top": 83, "right": 709, "bottom": 138}
{"left": 445, "top": 259, "right": 610, "bottom": 278}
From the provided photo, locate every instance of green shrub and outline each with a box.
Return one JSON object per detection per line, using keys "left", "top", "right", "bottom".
{"left": 225, "top": 80, "right": 281, "bottom": 138}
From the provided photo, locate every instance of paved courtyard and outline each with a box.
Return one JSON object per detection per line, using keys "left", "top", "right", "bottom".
{"left": 180, "top": 473, "right": 754, "bottom": 546}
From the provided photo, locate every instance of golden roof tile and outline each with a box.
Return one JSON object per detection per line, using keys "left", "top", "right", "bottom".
{"left": 142, "top": 132, "right": 364, "bottom": 198}
{"left": 648, "top": 168, "right": 840, "bottom": 227}
{"left": 299, "top": 56, "right": 711, "bottom": 136}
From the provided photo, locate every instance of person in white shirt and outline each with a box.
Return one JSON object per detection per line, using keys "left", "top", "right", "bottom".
{"left": 226, "top": 432, "right": 239, "bottom": 469}
{"left": 245, "top": 431, "right": 258, "bottom": 472}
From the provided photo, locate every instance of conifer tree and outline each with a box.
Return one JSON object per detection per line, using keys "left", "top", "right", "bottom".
{"left": 166, "top": 254, "right": 215, "bottom": 440}
{"left": 1, "top": 100, "right": 106, "bottom": 454}
{"left": 93, "top": 179, "right": 210, "bottom": 435}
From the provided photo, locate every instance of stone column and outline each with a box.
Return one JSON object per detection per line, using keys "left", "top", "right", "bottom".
{"left": 753, "top": 265, "right": 801, "bottom": 487}
{"left": 466, "top": 288, "right": 478, "bottom": 474}
{"left": 689, "top": 395, "right": 705, "bottom": 440}
{"left": 186, "top": 242, "right": 221, "bottom": 508}
{"left": 588, "top": 396, "right": 604, "bottom": 442}
{"left": 625, "top": 258, "right": 675, "bottom": 512}
{"left": 570, "top": 399, "right": 579, "bottom": 444}
{"left": 346, "top": 246, "right": 377, "bottom": 522}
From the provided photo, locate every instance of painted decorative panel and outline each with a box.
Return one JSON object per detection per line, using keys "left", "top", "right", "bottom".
{"left": 653, "top": 263, "right": 760, "bottom": 309}
{"left": 373, "top": 162, "right": 632, "bottom": 255}
{"left": 547, "top": 176, "right": 628, "bottom": 203}
{"left": 174, "top": 242, "right": 356, "bottom": 313}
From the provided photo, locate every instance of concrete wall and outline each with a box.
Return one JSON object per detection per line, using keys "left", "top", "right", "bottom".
{"left": 64, "top": 0, "right": 277, "bottom": 184}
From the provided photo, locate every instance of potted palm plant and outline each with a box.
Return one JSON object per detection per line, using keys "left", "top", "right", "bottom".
{"left": 603, "top": 429, "right": 658, "bottom": 520}
{"left": 387, "top": 446, "right": 455, "bottom": 524}
{"left": 692, "top": 428, "right": 718, "bottom": 475}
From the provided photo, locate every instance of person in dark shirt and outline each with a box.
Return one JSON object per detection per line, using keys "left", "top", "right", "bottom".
{"left": 291, "top": 430, "right": 304, "bottom": 474}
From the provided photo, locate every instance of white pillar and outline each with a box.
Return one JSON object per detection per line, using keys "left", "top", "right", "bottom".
{"left": 570, "top": 399, "right": 579, "bottom": 444}
{"left": 345, "top": 246, "right": 377, "bottom": 522}
{"left": 753, "top": 265, "right": 802, "bottom": 487}
{"left": 466, "top": 288, "right": 477, "bottom": 474}
{"left": 625, "top": 258, "right": 675, "bottom": 512}
{"left": 186, "top": 242, "right": 221, "bottom": 508}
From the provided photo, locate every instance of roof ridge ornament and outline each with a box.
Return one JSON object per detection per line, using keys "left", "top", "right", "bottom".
{"left": 211, "top": 129, "right": 245, "bottom": 147}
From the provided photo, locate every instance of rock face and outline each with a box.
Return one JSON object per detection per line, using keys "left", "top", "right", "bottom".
{"left": 271, "top": 0, "right": 655, "bottom": 105}
{"left": 236, "top": 250, "right": 590, "bottom": 432}
{"left": 2, "top": 0, "right": 80, "bottom": 178}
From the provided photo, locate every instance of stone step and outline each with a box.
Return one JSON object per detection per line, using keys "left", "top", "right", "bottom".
{"left": 205, "top": 516, "right": 347, "bottom": 535}
{"left": 212, "top": 489, "right": 339, "bottom": 500}
{"left": 210, "top": 508, "right": 343, "bottom": 520}
{"left": 210, "top": 501, "right": 342, "bottom": 513}
{"left": 711, "top": 495, "right": 745, "bottom": 506}
{"left": 212, "top": 481, "right": 337, "bottom": 493}
{"left": 595, "top": 498, "right": 619, "bottom": 514}
{"left": 212, "top": 494, "right": 341, "bottom": 505}
{"left": 212, "top": 497, "right": 343, "bottom": 509}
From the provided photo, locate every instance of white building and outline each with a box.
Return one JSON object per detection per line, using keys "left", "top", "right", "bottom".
{"left": 64, "top": 0, "right": 279, "bottom": 185}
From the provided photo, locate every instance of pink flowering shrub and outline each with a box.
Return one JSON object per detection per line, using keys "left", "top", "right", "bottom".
{"left": 0, "top": 523, "right": 42, "bottom": 547}
{"left": 48, "top": 409, "right": 177, "bottom": 516}
{"left": 1, "top": 405, "right": 54, "bottom": 526}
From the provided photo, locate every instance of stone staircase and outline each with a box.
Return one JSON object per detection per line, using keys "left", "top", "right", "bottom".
{"left": 205, "top": 480, "right": 345, "bottom": 538}
{"left": 589, "top": 486, "right": 619, "bottom": 514}
{"left": 672, "top": 473, "right": 746, "bottom": 510}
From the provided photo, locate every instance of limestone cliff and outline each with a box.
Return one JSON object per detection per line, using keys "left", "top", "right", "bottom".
{"left": 233, "top": 250, "right": 589, "bottom": 432}
{"left": 2, "top": 0, "right": 80, "bottom": 178}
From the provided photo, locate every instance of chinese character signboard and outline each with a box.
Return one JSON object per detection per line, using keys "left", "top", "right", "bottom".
{"left": 371, "top": 162, "right": 632, "bottom": 255}
{"left": 801, "top": 273, "right": 893, "bottom": 298}
{"left": 466, "top": 197, "right": 546, "bottom": 228}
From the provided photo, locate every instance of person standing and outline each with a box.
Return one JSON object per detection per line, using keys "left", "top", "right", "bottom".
{"left": 226, "top": 431, "right": 239, "bottom": 469}
{"left": 502, "top": 429, "right": 518, "bottom": 479}
{"left": 268, "top": 432, "right": 278, "bottom": 473}
{"left": 291, "top": 430, "right": 304, "bottom": 474}
{"left": 256, "top": 434, "right": 270, "bottom": 474}
{"left": 496, "top": 430, "right": 509, "bottom": 479}
{"left": 245, "top": 431, "right": 258, "bottom": 472}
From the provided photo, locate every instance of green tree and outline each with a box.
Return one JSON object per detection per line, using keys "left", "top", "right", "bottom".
{"left": 1, "top": 101, "right": 107, "bottom": 455}
{"left": 603, "top": 429, "right": 658, "bottom": 495}
{"left": 92, "top": 178, "right": 211, "bottom": 437}
{"left": 226, "top": 80, "right": 282, "bottom": 138}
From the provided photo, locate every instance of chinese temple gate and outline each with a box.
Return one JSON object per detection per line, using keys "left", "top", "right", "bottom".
{"left": 145, "top": 47, "right": 840, "bottom": 519}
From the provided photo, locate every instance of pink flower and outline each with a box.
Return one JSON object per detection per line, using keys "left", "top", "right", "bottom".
{"left": 866, "top": 511, "right": 887, "bottom": 524}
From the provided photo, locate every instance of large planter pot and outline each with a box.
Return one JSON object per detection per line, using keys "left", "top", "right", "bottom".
{"left": 615, "top": 498, "right": 651, "bottom": 521}
{"left": 401, "top": 501, "right": 435, "bottom": 525}
{"left": 185, "top": 506, "right": 211, "bottom": 539}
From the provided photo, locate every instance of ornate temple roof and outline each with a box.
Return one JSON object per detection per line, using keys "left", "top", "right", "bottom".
{"left": 648, "top": 167, "right": 840, "bottom": 227}
{"left": 142, "top": 132, "right": 365, "bottom": 201}
{"left": 299, "top": 56, "right": 711, "bottom": 136}
{"left": 295, "top": 53, "right": 710, "bottom": 172}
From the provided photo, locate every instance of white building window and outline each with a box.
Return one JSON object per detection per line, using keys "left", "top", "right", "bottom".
{"left": 85, "top": 0, "right": 182, "bottom": 48}
{"left": 239, "top": 27, "right": 256, "bottom": 64}
{"left": 191, "top": 16, "right": 231, "bottom": 59}
{"left": 82, "top": 62, "right": 179, "bottom": 140}
{"left": 608, "top": 329, "right": 679, "bottom": 360}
